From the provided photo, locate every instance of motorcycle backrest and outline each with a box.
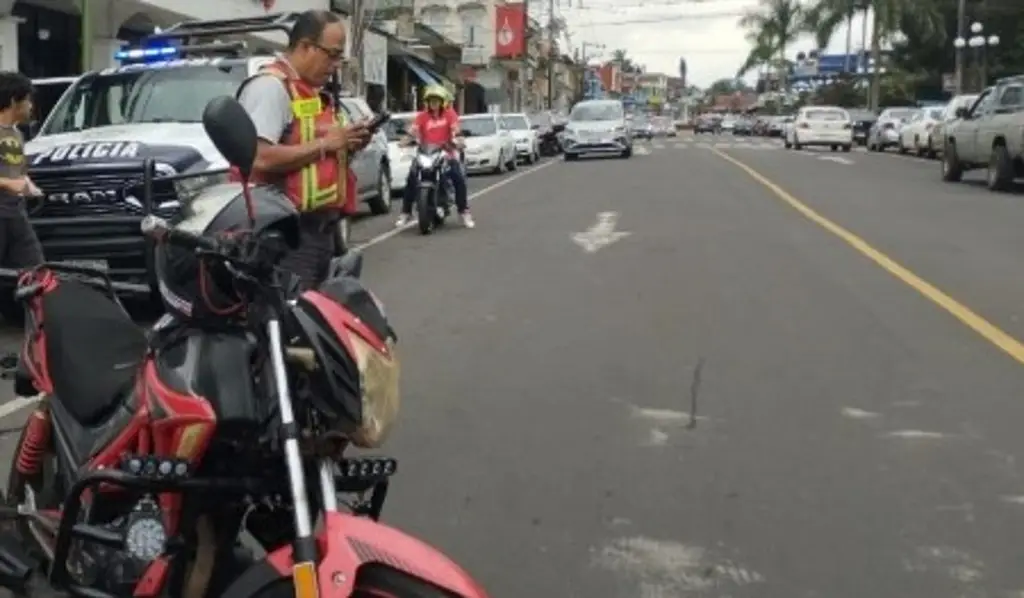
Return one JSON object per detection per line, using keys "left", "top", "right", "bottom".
{"left": 202, "top": 96, "right": 257, "bottom": 180}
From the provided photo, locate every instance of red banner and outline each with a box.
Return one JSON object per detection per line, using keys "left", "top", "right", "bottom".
{"left": 494, "top": 3, "right": 526, "bottom": 59}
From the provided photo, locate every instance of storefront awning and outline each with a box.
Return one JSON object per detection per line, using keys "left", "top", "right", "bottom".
{"left": 401, "top": 56, "right": 442, "bottom": 87}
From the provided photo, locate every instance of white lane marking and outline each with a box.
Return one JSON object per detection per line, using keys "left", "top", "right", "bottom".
{"left": 571, "top": 211, "right": 631, "bottom": 253}
{"left": 0, "top": 393, "right": 43, "bottom": 421}
{"left": 645, "top": 429, "right": 670, "bottom": 446}
{"left": 902, "top": 546, "right": 985, "bottom": 585}
{"left": 635, "top": 146, "right": 651, "bottom": 155}
{"left": 885, "top": 430, "right": 948, "bottom": 439}
{"left": 351, "top": 160, "right": 556, "bottom": 252}
{"left": 841, "top": 406, "right": 881, "bottom": 419}
{"left": 818, "top": 156, "right": 854, "bottom": 165}
{"left": 594, "top": 537, "right": 764, "bottom": 595}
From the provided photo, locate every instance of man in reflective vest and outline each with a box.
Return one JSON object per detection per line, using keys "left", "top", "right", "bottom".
{"left": 236, "top": 9, "right": 370, "bottom": 289}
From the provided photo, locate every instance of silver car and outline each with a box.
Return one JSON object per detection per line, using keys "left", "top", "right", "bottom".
{"left": 563, "top": 100, "right": 632, "bottom": 160}
{"left": 866, "top": 107, "right": 918, "bottom": 152}
{"left": 338, "top": 97, "right": 392, "bottom": 215}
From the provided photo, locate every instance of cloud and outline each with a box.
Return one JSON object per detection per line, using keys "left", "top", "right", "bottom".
{"left": 562, "top": 0, "right": 874, "bottom": 89}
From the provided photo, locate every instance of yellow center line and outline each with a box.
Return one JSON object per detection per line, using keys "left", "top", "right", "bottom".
{"left": 711, "top": 148, "right": 1024, "bottom": 366}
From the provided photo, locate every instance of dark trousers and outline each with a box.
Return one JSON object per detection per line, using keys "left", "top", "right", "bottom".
{"left": 279, "top": 211, "right": 341, "bottom": 291}
{"left": 401, "top": 157, "right": 468, "bottom": 215}
{"left": 0, "top": 210, "right": 43, "bottom": 270}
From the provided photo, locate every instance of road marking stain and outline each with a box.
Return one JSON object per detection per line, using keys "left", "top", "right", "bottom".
{"left": 711, "top": 148, "right": 1024, "bottom": 369}
{"left": 644, "top": 429, "right": 670, "bottom": 446}
{"left": 902, "top": 546, "right": 985, "bottom": 584}
{"left": 1000, "top": 495, "right": 1024, "bottom": 505}
{"left": 841, "top": 406, "right": 882, "bottom": 419}
{"left": 593, "top": 536, "right": 764, "bottom": 595}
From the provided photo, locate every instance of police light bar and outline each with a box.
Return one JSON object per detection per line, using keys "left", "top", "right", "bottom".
{"left": 114, "top": 46, "right": 179, "bottom": 63}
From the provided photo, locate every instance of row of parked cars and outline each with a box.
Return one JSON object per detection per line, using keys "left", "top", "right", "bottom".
{"left": 858, "top": 75, "right": 1024, "bottom": 191}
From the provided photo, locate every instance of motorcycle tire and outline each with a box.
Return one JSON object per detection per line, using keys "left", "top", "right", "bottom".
{"left": 245, "top": 563, "right": 451, "bottom": 597}
{"left": 416, "top": 188, "right": 434, "bottom": 235}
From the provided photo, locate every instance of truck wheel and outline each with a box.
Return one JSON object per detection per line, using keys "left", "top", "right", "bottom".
{"left": 941, "top": 142, "right": 964, "bottom": 182}
{"left": 987, "top": 144, "right": 1014, "bottom": 191}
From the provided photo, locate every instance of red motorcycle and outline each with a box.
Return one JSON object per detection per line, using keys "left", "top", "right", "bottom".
{"left": 0, "top": 96, "right": 488, "bottom": 598}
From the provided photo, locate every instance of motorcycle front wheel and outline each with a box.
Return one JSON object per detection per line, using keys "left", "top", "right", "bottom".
{"left": 416, "top": 187, "right": 434, "bottom": 235}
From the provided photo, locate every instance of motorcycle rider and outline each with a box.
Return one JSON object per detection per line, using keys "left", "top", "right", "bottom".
{"left": 235, "top": 9, "right": 370, "bottom": 289}
{"left": 395, "top": 85, "right": 472, "bottom": 229}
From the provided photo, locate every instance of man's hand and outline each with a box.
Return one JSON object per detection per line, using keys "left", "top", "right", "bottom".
{"left": 25, "top": 178, "right": 42, "bottom": 198}
{"left": 321, "top": 123, "right": 370, "bottom": 153}
{"left": 348, "top": 119, "right": 374, "bottom": 151}
{"left": 0, "top": 176, "right": 31, "bottom": 196}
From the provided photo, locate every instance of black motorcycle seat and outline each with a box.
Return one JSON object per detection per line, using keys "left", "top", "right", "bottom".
{"left": 42, "top": 280, "right": 147, "bottom": 426}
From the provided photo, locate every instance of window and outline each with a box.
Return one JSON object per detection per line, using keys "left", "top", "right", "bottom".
{"left": 420, "top": 6, "right": 450, "bottom": 37}
{"left": 805, "top": 109, "right": 847, "bottom": 121}
{"left": 460, "top": 8, "right": 486, "bottom": 46}
{"left": 42, "top": 65, "right": 247, "bottom": 135}
{"left": 501, "top": 115, "right": 530, "bottom": 130}
{"left": 570, "top": 102, "right": 623, "bottom": 121}
{"left": 998, "top": 85, "right": 1023, "bottom": 107}
{"left": 970, "top": 90, "right": 994, "bottom": 116}
{"left": 459, "top": 117, "right": 497, "bottom": 137}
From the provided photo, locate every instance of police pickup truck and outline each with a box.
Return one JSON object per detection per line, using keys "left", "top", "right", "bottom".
{"left": 7, "top": 14, "right": 390, "bottom": 320}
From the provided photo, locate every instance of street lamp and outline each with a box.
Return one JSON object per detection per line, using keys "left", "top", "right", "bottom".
{"left": 966, "top": 21, "right": 999, "bottom": 91}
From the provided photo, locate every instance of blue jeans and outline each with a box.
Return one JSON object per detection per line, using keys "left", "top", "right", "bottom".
{"left": 401, "top": 156, "right": 469, "bottom": 215}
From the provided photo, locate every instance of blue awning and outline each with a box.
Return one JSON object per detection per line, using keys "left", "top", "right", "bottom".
{"left": 401, "top": 56, "right": 440, "bottom": 87}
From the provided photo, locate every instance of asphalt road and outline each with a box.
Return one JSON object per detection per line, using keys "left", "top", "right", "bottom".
{"left": 4, "top": 137, "right": 1024, "bottom": 597}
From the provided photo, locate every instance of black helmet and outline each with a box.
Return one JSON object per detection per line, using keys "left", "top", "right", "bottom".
{"left": 154, "top": 182, "right": 300, "bottom": 324}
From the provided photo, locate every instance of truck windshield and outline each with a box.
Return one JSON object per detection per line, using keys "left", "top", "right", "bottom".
{"left": 41, "top": 65, "right": 248, "bottom": 135}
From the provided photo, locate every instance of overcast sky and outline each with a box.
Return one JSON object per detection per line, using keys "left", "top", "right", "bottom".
{"left": 559, "top": 0, "right": 875, "bottom": 88}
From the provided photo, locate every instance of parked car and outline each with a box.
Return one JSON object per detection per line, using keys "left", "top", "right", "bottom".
{"left": 385, "top": 112, "right": 416, "bottom": 195}
{"left": 942, "top": 75, "right": 1024, "bottom": 191}
{"left": 898, "top": 105, "right": 945, "bottom": 156}
{"left": 339, "top": 96, "right": 392, "bottom": 214}
{"left": 562, "top": 99, "right": 632, "bottom": 160}
{"left": 460, "top": 113, "right": 517, "bottom": 174}
{"left": 767, "top": 116, "right": 787, "bottom": 137}
{"left": 784, "top": 106, "right": 853, "bottom": 151}
{"left": 733, "top": 118, "right": 754, "bottom": 135}
{"left": 928, "top": 93, "right": 979, "bottom": 158}
{"left": 866, "top": 107, "right": 918, "bottom": 151}
{"left": 720, "top": 115, "right": 737, "bottom": 133}
{"left": 500, "top": 112, "right": 540, "bottom": 164}
{"left": 694, "top": 114, "right": 720, "bottom": 134}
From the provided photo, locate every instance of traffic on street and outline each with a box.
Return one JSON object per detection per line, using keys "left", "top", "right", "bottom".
{"left": 2, "top": 121, "right": 1024, "bottom": 596}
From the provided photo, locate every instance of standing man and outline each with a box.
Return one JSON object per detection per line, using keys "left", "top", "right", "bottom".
{"left": 0, "top": 72, "right": 43, "bottom": 276}
{"left": 235, "top": 9, "right": 370, "bottom": 289}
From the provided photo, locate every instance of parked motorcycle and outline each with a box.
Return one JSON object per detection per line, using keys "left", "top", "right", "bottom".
{"left": 412, "top": 143, "right": 456, "bottom": 235}
{"left": 0, "top": 96, "right": 488, "bottom": 598}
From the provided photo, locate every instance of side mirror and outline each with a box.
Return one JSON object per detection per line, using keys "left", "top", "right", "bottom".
{"left": 329, "top": 252, "right": 363, "bottom": 279}
{"left": 955, "top": 107, "right": 969, "bottom": 119}
{"left": 202, "top": 96, "right": 257, "bottom": 180}
{"left": 531, "top": 123, "right": 540, "bottom": 130}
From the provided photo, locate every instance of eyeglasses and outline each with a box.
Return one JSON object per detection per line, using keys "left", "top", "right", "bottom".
{"left": 312, "top": 42, "right": 345, "bottom": 61}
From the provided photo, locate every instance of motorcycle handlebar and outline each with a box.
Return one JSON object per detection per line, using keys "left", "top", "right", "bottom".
{"left": 141, "top": 216, "right": 220, "bottom": 253}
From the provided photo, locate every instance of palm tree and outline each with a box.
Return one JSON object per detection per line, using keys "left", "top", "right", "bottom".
{"left": 738, "top": 0, "right": 805, "bottom": 90}
{"left": 610, "top": 48, "right": 643, "bottom": 73}
{"left": 801, "top": 0, "right": 944, "bottom": 109}
{"left": 736, "top": 30, "right": 777, "bottom": 79}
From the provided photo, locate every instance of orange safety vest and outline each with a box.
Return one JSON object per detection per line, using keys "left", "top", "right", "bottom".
{"left": 232, "top": 59, "right": 358, "bottom": 214}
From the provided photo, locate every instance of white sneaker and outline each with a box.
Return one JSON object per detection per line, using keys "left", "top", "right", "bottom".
{"left": 460, "top": 212, "right": 475, "bottom": 229}
{"left": 395, "top": 214, "right": 411, "bottom": 228}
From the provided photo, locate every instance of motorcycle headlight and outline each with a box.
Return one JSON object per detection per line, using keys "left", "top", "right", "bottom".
{"left": 416, "top": 154, "right": 435, "bottom": 169}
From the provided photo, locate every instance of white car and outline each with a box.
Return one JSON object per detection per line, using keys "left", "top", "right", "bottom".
{"left": 785, "top": 106, "right": 853, "bottom": 151}
{"left": 500, "top": 112, "right": 540, "bottom": 164}
{"left": 898, "top": 106, "right": 945, "bottom": 156}
{"left": 385, "top": 112, "right": 417, "bottom": 194}
{"left": 459, "top": 114, "right": 517, "bottom": 174}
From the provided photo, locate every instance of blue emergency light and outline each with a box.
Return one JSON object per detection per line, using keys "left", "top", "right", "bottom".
{"left": 114, "top": 45, "right": 179, "bottom": 63}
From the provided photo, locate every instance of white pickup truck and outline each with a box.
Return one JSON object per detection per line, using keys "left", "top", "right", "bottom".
{"left": 942, "top": 75, "right": 1024, "bottom": 191}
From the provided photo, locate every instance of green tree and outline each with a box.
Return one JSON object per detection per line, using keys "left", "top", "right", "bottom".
{"left": 801, "top": 0, "right": 944, "bottom": 109}
{"left": 610, "top": 49, "right": 643, "bottom": 74}
{"left": 738, "top": 0, "right": 805, "bottom": 90}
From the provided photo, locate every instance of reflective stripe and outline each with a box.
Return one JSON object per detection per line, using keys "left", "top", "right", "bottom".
{"left": 286, "top": 81, "right": 340, "bottom": 211}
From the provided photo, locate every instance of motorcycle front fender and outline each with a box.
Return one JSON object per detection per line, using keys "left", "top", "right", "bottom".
{"left": 220, "top": 512, "right": 488, "bottom": 597}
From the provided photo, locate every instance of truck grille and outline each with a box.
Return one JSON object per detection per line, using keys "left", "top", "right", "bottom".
{"left": 28, "top": 166, "right": 179, "bottom": 218}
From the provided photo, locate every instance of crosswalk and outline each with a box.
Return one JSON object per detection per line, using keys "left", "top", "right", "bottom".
{"left": 638, "top": 139, "right": 784, "bottom": 152}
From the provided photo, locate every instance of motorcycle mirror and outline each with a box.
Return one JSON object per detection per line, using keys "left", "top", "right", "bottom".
{"left": 202, "top": 96, "right": 257, "bottom": 181}
{"left": 330, "top": 252, "right": 363, "bottom": 279}
{"left": 955, "top": 107, "right": 969, "bottom": 119}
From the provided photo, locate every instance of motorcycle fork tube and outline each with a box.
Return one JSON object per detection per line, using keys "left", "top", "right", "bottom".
{"left": 266, "top": 319, "right": 318, "bottom": 567}
{"left": 317, "top": 460, "right": 338, "bottom": 513}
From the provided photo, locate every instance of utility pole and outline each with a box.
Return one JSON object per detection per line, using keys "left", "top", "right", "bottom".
{"left": 521, "top": 0, "right": 529, "bottom": 111}
{"left": 80, "top": 0, "right": 92, "bottom": 72}
{"left": 954, "top": 0, "right": 966, "bottom": 94}
{"left": 546, "top": 0, "right": 555, "bottom": 109}
{"left": 349, "top": 0, "right": 367, "bottom": 96}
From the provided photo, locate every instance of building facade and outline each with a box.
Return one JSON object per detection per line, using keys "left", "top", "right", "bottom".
{"left": 2, "top": 0, "right": 330, "bottom": 77}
